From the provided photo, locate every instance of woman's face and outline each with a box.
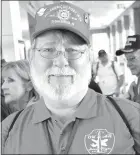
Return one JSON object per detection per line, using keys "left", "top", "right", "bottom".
{"left": 2, "top": 69, "right": 27, "bottom": 104}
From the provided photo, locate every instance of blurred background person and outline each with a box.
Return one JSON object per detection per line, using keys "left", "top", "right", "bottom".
{"left": 116, "top": 34, "right": 140, "bottom": 103}
{"left": 1, "top": 91, "right": 16, "bottom": 121}
{"left": 1, "top": 59, "right": 16, "bottom": 121}
{"left": 93, "top": 49, "right": 124, "bottom": 96}
{"left": 89, "top": 48, "right": 102, "bottom": 94}
{"left": 2, "top": 60, "right": 39, "bottom": 112}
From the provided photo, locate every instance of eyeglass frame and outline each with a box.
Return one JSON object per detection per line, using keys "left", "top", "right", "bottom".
{"left": 32, "top": 46, "right": 87, "bottom": 60}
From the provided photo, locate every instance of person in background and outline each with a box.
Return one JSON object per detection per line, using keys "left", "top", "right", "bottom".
{"left": 116, "top": 34, "right": 140, "bottom": 103}
{"left": 1, "top": 59, "right": 17, "bottom": 121}
{"left": 1, "top": 92, "right": 17, "bottom": 121}
{"left": 2, "top": 2, "right": 140, "bottom": 154}
{"left": 2, "top": 60, "right": 39, "bottom": 111}
{"left": 93, "top": 50, "right": 124, "bottom": 97}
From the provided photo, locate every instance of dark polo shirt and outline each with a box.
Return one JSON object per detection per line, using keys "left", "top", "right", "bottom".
{"left": 2, "top": 89, "right": 140, "bottom": 154}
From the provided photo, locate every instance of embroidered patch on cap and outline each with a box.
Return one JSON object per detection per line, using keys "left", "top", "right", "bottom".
{"left": 38, "top": 4, "right": 83, "bottom": 27}
{"left": 84, "top": 13, "right": 89, "bottom": 23}
{"left": 57, "top": 9, "right": 70, "bottom": 20}
{"left": 37, "top": 7, "right": 47, "bottom": 16}
{"left": 32, "top": 2, "right": 90, "bottom": 44}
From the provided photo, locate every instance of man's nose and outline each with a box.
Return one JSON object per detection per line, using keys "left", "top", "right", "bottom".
{"left": 53, "top": 46, "right": 69, "bottom": 68}
{"left": 53, "top": 52, "right": 69, "bottom": 68}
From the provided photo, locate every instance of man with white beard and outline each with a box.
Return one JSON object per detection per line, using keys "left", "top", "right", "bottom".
{"left": 116, "top": 35, "right": 140, "bottom": 104}
{"left": 2, "top": 2, "right": 140, "bottom": 154}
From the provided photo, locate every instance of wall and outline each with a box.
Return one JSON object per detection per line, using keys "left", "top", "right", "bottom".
{"left": 2, "top": 1, "right": 32, "bottom": 62}
{"left": 2, "top": 1, "right": 15, "bottom": 61}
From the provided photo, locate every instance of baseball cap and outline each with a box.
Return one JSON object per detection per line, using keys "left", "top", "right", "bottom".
{"left": 32, "top": 2, "right": 90, "bottom": 44}
{"left": 116, "top": 35, "right": 140, "bottom": 56}
{"left": 98, "top": 50, "right": 107, "bottom": 57}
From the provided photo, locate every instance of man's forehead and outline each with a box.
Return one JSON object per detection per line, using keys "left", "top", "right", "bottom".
{"left": 35, "top": 31, "right": 62, "bottom": 46}
{"left": 36, "top": 30, "right": 60, "bottom": 40}
{"left": 125, "top": 49, "right": 140, "bottom": 57}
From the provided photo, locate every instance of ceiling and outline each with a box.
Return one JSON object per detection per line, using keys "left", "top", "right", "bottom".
{"left": 21, "top": 1, "right": 135, "bottom": 30}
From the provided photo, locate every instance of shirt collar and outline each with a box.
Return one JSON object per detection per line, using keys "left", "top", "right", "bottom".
{"left": 32, "top": 89, "right": 98, "bottom": 124}
{"left": 32, "top": 97, "right": 51, "bottom": 124}
{"left": 74, "top": 89, "right": 98, "bottom": 119}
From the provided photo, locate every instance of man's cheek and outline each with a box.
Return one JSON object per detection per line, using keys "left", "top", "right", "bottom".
{"left": 32, "top": 60, "right": 51, "bottom": 74}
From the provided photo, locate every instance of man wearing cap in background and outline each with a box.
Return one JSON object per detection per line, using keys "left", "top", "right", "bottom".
{"left": 93, "top": 49, "right": 124, "bottom": 97}
{"left": 2, "top": 2, "right": 140, "bottom": 154}
{"left": 116, "top": 35, "right": 140, "bottom": 104}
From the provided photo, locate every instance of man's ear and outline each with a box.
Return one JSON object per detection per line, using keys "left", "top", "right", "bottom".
{"left": 27, "top": 48, "right": 34, "bottom": 64}
{"left": 27, "top": 40, "right": 36, "bottom": 63}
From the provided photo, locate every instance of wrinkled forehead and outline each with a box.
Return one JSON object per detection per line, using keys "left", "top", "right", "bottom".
{"left": 35, "top": 30, "right": 87, "bottom": 47}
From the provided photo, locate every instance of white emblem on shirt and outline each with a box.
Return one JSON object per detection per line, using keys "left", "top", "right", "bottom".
{"left": 84, "top": 129, "right": 115, "bottom": 154}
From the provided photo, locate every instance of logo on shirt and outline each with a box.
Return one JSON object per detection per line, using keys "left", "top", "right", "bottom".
{"left": 84, "top": 129, "right": 115, "bottom": 154}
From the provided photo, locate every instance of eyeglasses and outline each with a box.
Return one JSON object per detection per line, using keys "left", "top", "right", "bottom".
{"left": 33, "top": 47, "right": 86, "bottom": 60}
{"left": 126, "top": 57, "right": 137, "bottom": 62}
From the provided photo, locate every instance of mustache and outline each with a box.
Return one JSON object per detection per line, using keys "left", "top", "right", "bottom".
{"left": 46, "top": 67, "right": 76, "bottom": 76}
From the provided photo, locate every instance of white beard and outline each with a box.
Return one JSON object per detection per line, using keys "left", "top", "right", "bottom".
{"left": 30, "top": 63, "right": 91, "bottom": 101}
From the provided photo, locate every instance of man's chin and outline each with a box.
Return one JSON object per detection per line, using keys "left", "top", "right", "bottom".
{"left": 44, "top": 92, "right": 73, "bottom": 101}
{"left": 48, "top": 85, "right": 73, "bottom": 100}
{"left": 38, "top": 83, "right": 78, "bottom": 101}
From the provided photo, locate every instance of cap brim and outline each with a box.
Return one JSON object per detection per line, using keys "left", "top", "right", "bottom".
{"left": 116, "top": 49, "right": 134, "bottom": 56}
{"left": 116, "top": 49, "right": 125, "bottom": 56}
{"left": 32, "top": 25, "right": 90, "bottom": 44}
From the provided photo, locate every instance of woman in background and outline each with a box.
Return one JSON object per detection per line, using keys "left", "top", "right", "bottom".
{"left": 1, "top": 59, "right": 17, "bottom": 121}
{"left": 2, "top": 60, "right": 39, "bottom": 112}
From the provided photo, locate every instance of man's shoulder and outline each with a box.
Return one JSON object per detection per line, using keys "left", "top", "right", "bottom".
{"left": 106, "top": 97, "right": 140, "bottom": 118}
{"left": 110, "top": 97, "right": 140, "bottom": 110}
{"left": 2, "top": 104, "right": 35, "bottom": 128}
{"left": 89, "top": 90, "right": 140, "bottom": 110}
{"left": 95, "top": 94, "right": 140, "bottom": 126}
{"left": 93, "top": 91, "right": 140, "bottom": 112}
